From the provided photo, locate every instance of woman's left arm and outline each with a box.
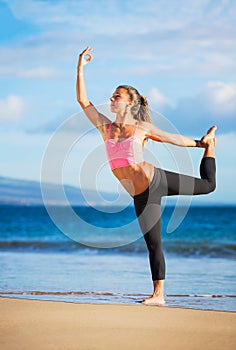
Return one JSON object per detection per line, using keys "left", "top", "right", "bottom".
{"left": 144, "top": 123, "right": 199, "bottom": 147}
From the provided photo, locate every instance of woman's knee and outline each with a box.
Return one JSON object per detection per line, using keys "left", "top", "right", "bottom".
{"left": 145, "top": 235, "right": 162, "bottom": 254}
{"left": 196, "top": 178, "right": 216, "bottom": 194}
{"left": 207, "top": 180, "right": 216, "bottom": 193}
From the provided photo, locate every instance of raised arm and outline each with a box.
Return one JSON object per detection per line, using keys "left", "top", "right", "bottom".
{"left": 143, "top": 122, "right": 201, "bottom": 147}
{"left": 76, "top": 47, "right": 110, "bottom": 134}
{"left": 76, "top": 47, "right": 92, "bottom": 109}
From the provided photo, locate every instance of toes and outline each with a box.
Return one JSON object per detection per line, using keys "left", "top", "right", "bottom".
{"left": 207, "top": 125, "right": 217, "bottom": 135}
{"left": 201, "top": 126, "right": 217, "bottom": 146}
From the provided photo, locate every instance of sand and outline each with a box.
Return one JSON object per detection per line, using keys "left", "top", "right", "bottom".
{"left": 1, "top": 297, "right": 235, "bottom": 350}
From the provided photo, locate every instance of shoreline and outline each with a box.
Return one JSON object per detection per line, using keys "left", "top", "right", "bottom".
{"left": 1, "top": 297, "right": 236, "bottom": 350}
{"left": 1, "top": 291, "right": 236, "bottom": 313}
{"left": 1, "top": 295, "right": 236, "bottom": 313}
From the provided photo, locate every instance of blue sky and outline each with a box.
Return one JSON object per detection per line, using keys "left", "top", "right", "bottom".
{"left": 0, "top": 0, "right": 236, "bottom": 204}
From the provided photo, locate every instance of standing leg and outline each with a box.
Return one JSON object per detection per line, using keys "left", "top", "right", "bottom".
{"left": 134, "top": 191, "right": 165, "bottom": 305}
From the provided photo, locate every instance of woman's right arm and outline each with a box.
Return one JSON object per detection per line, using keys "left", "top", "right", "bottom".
{"left": 76, "top": 47, "right": 110, "bottom": 133}
{"left": 76, "top": 47, "right": 91, "bottom": 109}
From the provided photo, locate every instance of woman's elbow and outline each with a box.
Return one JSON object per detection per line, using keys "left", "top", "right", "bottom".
{"left": 77, "top": 98, "right": 90, "bottom": 109}
{"left": 76, "top": 93, "right": 83, "bottom": 103}
{"left": 77, "top": 96, "right": 83, "bottom": 104}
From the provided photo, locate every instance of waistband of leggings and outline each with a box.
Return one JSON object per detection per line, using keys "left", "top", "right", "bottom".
{"left": 133, "top": 167, "right": 158, "bottom": 199}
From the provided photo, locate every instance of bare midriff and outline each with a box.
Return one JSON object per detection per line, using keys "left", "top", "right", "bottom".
{"left": 112, "top": 161, "right": 154, "bottom": 196}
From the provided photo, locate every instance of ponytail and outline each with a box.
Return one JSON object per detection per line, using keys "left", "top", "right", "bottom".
{"left": 140, "top": 95, "right": 148, "bottom": 107}
{"left": 138, "top": 95, "right": 151, "bottom": 123}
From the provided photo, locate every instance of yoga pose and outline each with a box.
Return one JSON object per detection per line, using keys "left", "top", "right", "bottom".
{"left": 76, "top": 47, "right": 216, "bottom": 305}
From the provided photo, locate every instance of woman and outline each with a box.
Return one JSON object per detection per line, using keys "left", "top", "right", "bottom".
{"left": 76, "top": 47, "right": 216, "bottom": 305}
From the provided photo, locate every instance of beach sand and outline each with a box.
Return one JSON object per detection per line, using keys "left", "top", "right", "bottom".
{"left": 1, "top": 297, "right": 235, "bottom": 350}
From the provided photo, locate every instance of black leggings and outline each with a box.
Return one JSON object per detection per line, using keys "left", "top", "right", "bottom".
{"left": 133, "top": 157, "right": 216, "bottom": 281}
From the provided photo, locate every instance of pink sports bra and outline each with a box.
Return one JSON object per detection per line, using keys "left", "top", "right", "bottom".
{"left": 105, "top": 122, "right": 144, "bottom": 170}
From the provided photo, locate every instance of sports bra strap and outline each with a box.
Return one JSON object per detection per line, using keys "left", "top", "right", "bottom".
{"left": 106, "top": 122, "right": 112, "bottom": 139}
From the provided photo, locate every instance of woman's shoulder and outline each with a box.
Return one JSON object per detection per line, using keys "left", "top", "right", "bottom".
{"left": 137, "top": 120, "right": 153, "bottom": 131}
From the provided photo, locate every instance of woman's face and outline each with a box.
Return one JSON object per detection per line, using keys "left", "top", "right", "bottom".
{"left": 110, "top": 88, "right": 132, "bottom": 113}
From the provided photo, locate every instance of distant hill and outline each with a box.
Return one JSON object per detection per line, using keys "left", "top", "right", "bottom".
{"left": 0, "top": 176, "right": 225, "bottom": 207}
{"left": 0, "top": 176, "right": 129, "bottom": 206}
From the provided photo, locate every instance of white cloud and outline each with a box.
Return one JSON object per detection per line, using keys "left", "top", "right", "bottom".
{"left": 1, "top": 0, "right": 236, "bottom": 80}
{"left": 1, "top": 0, "right": 236, "bottom": 135}
{"left": 201, "top": 82, "right": 236, "bottom": 115}
{"left": 19, "top": 67, "right": 59, "bottom": 78}
{"left": 159, "top": 81, "right": 236, "bottom": 134}
{"left": 5, "top": 0, "right": 236, "bottom": 32}
{"left": 3, "top": 0, "right": 69, "bottom": 24}
{"left": 217, "top": 131, "right": 236, "bottom": 149}
{"left": 0, "top": 95, "right": 25, "bottom": 122}
{"left": 148, "top": 87, "right": 171, "bottom": 110}
{"left": 0, "top": 65, "right": 59, "bottom": 78}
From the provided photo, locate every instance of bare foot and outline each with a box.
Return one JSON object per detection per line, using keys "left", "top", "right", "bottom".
{"left": 142, "top": 294, "right": 165, "bottom": 306}
{"left": 201, "top": 126, "right": 217, "bottom": 148}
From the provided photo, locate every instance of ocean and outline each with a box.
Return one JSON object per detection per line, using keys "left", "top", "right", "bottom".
{"left": 0, "top": 205, "right": 235, "bottom": 311}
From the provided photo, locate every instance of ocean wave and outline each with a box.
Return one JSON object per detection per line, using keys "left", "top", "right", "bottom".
{"left": 1, "top": 291, "right": 235, "bottom": 312}
{"left": 0, "top": 239, "right": 235, "bottom": 258}
{"left": 1, "top": 291, "right": 235, "bottom": 298}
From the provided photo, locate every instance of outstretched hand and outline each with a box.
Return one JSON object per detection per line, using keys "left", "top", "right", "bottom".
{"left": 78, "top": 47, "right": 93, "bottom": 69}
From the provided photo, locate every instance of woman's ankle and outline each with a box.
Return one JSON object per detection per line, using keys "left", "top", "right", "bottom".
{"left": 203, "top": 139, "right": 215, "bottom": 157}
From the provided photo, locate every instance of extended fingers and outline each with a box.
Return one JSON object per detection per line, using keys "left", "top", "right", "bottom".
{"left": 82, "top": 46, "right": 93, "bottom": 55}
{"left": 79, "top": 47, "right": 93, "bottom": 62}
